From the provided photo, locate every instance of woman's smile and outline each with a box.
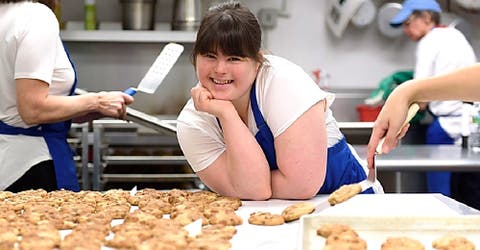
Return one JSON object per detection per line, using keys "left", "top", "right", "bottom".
{"left": 212, "top": 78, "right": 234, "bottom": 85}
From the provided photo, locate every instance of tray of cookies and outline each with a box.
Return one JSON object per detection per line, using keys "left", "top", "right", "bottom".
{"left": 299, "top": 214, "right": 480, "bottom": 250}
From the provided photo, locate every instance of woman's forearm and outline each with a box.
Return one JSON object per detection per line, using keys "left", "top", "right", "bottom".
{"left": 219, "top": 111, "right": 272, "bottom": 199}
{"left": 400, "top": 64, "right": 480, "bottom": 104}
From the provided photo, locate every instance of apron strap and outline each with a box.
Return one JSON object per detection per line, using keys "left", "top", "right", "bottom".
{"left": 250, "top": 81, "right": 279, "bottom": 170}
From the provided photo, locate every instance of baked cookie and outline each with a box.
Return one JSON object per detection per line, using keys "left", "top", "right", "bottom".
{"left": 325, "top": 230, "right": 367, "bottom": 250}
{"left": 207, "top": 210, "right": 243, "bottom": 226}
{"left": 316, "top": 223, "right": 354, "bottom": 238}
{"left": 328, "top": 183, "right": 362, "bottom": 206}
{"left": 381, "top": 237, "right": 425, "bottom": 250}
{"left": 248, "top": 212, "right": 285, "bottom": 226}
{"left": 201, "top": 224, "right": 237, "bottom": 240}
{"left": 432, "top": 235, "right": 475, "bottom": 250}
{"left": 281, "top": 202, "right": 315, "bottom": 222}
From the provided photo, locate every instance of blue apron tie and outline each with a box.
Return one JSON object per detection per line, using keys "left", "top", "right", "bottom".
{"left": 249, "top": 82, "right": 373, "bottom": 194}
{"left": 0, "top": 42, "right": 80, "bottom": 191}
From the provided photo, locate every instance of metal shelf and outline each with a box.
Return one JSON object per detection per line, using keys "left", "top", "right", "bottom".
{"left": 60, "top": 30, "right": 196, "bottom": 43}
{"left": 104, "top": 155, "right": 187, "bottom": 165}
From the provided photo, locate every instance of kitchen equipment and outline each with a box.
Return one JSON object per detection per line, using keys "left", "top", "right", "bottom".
{"left": 377, "top": 2, "right": 403, "bottom": 38}
{"left": 124, "top": 43, "right": 184, "bottom": 96}
{"left": 350, "top": 0, "right": 376, "bottom": 28}
{"left": 356, "top": 104, "right": 382, "bottom": 122}
{"left": 326, "top": 0, "right": 376, "bottom": 38}
{"left": 125, "top": 108, "right": 177, "bottom": 135}
{"left": 171, "top": 0, "right": 202, "bottom": 31}
{"left": 119, "top": 0, "right": 156, "bottom": 30}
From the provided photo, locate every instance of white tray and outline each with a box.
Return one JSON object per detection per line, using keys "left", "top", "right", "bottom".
{"left": 299, "top": 214, "right": 480, "bottom": 250}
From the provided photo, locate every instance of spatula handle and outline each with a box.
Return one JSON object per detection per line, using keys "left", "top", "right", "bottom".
{"left": 124, "top": 87, "right": 137, "bottom": 96}
{"left": 376, "top": 103, "right": 420, "bottom": 154}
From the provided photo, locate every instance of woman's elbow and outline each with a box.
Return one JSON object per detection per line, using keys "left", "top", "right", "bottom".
{"left": 18, "top": 111, "right": 40, "bottom": 125}
{"left": 294, "top": 177, "right": 324, "bottom": 199}
{"left": 246, "top": 189, "right": 272, "bottom": 201}
{"left": 295, "top": 188, "right": 319, "bottom": 200}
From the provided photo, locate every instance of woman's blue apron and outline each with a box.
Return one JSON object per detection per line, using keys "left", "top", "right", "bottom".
{"left": 0, "top": 43, "right": 80, "bottom": 191}
{"left": 426, "top": 118, "right": 453, "bottom": 196}
{"left": 249, "top": 83, "right": 373, "bottom": 194}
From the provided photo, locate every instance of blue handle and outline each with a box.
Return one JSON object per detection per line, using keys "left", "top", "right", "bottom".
{"left": 124, "top": 87, "right": 137, "bottom": 96}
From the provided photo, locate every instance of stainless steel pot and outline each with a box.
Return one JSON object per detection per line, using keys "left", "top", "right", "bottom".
{"left": 171, "top": 0, "right": 202, "bottom": 31}
{"left": 120, "top": 0, "right": 156, "bottom": 30}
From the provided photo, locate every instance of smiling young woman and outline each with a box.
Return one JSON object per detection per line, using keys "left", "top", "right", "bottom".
{"left": 176, "top": 1, "right": 383, "bottom": 200}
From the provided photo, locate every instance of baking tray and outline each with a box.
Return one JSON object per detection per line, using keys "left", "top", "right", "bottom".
{"left": 299, "top": 214, "right": 480, "bottom": 250}
{"left": 126, "top": 107, "right": 177, "bottom": 135}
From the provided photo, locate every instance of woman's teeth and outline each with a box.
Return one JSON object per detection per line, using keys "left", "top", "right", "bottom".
{"left": 212, "top": 79, "right": 233, "bottom": 85}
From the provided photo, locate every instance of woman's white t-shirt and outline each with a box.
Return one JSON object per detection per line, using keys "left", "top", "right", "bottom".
{"left": 0, "top": 2, "right": 74, "bottom": 189}
{"left": 177, "top": 55, "right": 343, "bottom": 172}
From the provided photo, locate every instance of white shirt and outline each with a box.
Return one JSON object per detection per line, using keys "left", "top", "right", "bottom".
{"left": 0, "top": 2, "right": 75, "bottom": 189}
{"left": 415, "top": 27, "right": 477, "bottom": 140}
{"left": 177, "top": 55, "right": 343, "bottom": 172}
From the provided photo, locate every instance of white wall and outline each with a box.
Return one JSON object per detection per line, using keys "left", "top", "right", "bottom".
{"left": 60, "top": 0, "right": 479, "bottom": 118}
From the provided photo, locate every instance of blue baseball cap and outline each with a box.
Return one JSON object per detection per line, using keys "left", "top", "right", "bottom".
{"left": 390, "top": 0, "right": 442, "bottom": 27}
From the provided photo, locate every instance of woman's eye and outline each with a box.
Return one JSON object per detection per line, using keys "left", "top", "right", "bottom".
{"left": 229, "top": 57, "right": 242, "bottom": 61}
{"left": 204, "top": 54, "right": 216, "bottom": 59}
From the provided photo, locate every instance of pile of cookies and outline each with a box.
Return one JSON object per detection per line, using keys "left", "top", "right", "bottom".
{"left": 0, "top": 188, "right": 243, "bottom": 250}
{"left": 316, "top": 223, "right": 476, "bottom": 250}
{"left": 248, "top": 201, "right": 315, "bottom": 226}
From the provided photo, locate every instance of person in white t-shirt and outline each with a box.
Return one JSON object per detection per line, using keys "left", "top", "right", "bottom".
{"left": 0, "top": 0, "right": 134, "bottom": 192}
{"left": 176, "top": 1, "right": 382, "bottom": 200}
{"left": 389, "top": 0, "right": 476, "bottom": 197}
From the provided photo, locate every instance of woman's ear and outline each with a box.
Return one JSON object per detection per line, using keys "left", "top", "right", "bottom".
{"left": 257, "top": 51, "right": 264, "bottom": 70}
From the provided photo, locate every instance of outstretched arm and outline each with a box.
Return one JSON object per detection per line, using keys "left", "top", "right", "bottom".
{"left": 367, "top": 64, "right": 480, "bottom": 168}
{"left": 16, "top": 79, "right": 134, "bottom": 125}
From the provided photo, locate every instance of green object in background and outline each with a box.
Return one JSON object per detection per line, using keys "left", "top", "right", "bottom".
{"left": 368, "top": 70, "right": 425, "bottom": 123}
{"left": 84, "top": 0, "right": 96, "bottom": 30}
{"left": 369, "top": 70, "right": 414, "bottom": 100}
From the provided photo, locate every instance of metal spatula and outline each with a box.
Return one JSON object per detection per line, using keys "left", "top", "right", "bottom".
{"left": 360, "top": 103, "right": 420, "bottom": 192}
{"left": 124, "top": 43, "right": 184, "bottom": 96}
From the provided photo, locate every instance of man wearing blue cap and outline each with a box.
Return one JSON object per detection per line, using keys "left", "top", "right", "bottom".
{"left": 390, "top": 0, "right": 477, "bottom": 206}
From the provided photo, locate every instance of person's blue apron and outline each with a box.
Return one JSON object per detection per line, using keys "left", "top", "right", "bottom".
{"left": 0, "top": 43, "right": 80, "bottom": 191}
{"left": 426, "top": 117, "right": 453, "bottom": 196}
{"left": 249, "top": 82, "right": 373, "bottom": 194}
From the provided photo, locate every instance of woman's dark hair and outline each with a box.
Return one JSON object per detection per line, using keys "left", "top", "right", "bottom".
{"left": 0, "top": 0, "right": 56, "bottom": 10}
{"left": 191, "top": 1, "right": 263, "bottom": 67}
{"left": 411, "top": 10, "right": 441, "bottom": 26}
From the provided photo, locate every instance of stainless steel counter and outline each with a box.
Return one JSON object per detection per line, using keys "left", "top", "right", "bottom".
{"left": 353, "top": 144, "right": 480, "bottom": 193}
{"left": 353, "top": 145, "right": 480, "bottom": 172}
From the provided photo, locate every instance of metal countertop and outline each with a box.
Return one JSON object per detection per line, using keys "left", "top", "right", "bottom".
{"left": 353, "top": 145, "right": 480, "bottom": 172}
